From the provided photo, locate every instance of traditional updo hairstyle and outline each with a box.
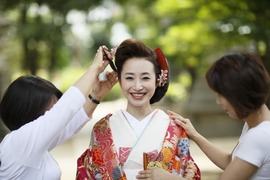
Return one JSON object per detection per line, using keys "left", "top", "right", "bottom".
{"left": 114, "top": 38, "right": 170, "bottom": 104}
{"left": 206, "top": 52, "right": 270, "bottom": 119}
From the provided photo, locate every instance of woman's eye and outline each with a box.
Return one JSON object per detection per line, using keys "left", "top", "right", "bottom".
{"left": 125, "top": 76, "right": 133, "bottom": 80}
{"left": 142, "top": 76, "right": 150, "bottom": 80}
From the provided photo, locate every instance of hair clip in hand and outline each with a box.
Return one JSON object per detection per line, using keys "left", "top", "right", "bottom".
{"left": 102, "top": 47, "right": 118, "bottom": 72}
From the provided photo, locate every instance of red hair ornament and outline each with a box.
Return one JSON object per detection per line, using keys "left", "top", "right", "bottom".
{"left": 154, "top": 48, "right": 169, "bottom": 87}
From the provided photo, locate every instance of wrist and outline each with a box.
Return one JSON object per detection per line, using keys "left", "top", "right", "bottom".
{"left": 90, "top": 91, "right": 102, "bottom": 100}
{"left": 88, "top": 65, "right": 101, "bottom": 76}
{"left": 88, "top": 94, "right": 100, "bottom": 104}
{"left": 192, "top": 132, "right": 202, "bottom": 143}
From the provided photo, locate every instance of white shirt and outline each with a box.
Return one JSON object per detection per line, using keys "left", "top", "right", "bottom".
{"left": 232, "top": 121, "right": 270, "bottom": 180}
{"left": 0, "top": 86, "right": 90, "bottom": 180}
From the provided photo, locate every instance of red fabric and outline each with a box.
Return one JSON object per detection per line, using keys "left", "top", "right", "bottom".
{"left": 76, "top": 149, "right": 94, "bottom": 180}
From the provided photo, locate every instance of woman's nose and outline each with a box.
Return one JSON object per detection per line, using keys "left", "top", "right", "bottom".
{"left": 134, "top": 80, "right": 143, "bottom": 91}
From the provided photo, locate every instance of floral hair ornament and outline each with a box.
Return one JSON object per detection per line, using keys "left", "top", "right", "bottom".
{"left": 154, "top": 48, "right": 169, "bottom": 87}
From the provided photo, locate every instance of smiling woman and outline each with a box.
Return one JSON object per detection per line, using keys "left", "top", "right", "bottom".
{"left": 76, "top": 38, "right": 201, "bottom": 180}
{"left": 119, "top": 58, "right": 157, "bottom": 109}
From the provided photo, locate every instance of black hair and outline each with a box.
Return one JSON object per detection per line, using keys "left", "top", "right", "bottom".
{"left": 115, "top": 38, "right": 170, "bottom": 104}
{"left": 206, "top": 52, "right": 270, "bottom": 119}
{"left": 0, "top": 75, "right": 62, "bottom": 131}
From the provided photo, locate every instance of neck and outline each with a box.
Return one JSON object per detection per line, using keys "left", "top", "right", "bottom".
{"left": 126, "top": 104, "right": 153, "bottom": 121}
{"left": 245, "top": 104, "right": 270, "bottom": 128}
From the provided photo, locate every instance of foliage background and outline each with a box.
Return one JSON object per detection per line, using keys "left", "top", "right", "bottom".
{"left": 1, "top": 0, "right": 270, "bottom": 138}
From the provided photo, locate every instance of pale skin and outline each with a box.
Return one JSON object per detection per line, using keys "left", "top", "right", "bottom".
{"left": 166, "top": 93, "right": 270, "bottom": 180}
{"left": 136, "top": 167, "right": 186, "bottom": 180}
{"left": 119, "top": 58, "right": 156, "bottom": 120}
{"left": 73, "top": 46, "right": 118, "bottom": 116}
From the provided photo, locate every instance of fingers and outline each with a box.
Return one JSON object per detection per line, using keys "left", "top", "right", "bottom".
{"left": 101, "top": 45, "right": 109, "bottom": 51}
{"left": 105, "top": 72, "right": 118, "bottom": 89}
{"left": 136, "top": 169, "right": 153, "bottom": 179}
{"left": 174, "top": 118, "right": 188, "bottom": 128}
{"left": 167, "top": 110, "right": 181, "bottom": 118}
{"left": 95, "top": 46, "right": 109, "bottom": 61}
{"left": 167, "top": 110, "right": 185, "bottom": 120}
{"left": 166, "top": 110, "right": 191, "bottom": 127}
{"left": 95, "top": 46, "right": 103, "bottom": 60}
{"left": 106, "top": 71, "right": 117, "bottom": 79}
{"left": 101, "top": 45, "right": 113, "bottom": 61}
{"left": 106, "top": 72, "right": 118, "bottom": 83}
{"left": 97, "top": 47, "right": 112, "bottom": 73}
{"left": 98, "top": 71, "right": 117, "bottom": 90}
{"left": 93, "top": 47, "right": 108, "bottom": 70}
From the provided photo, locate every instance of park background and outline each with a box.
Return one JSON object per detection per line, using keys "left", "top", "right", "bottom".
{"left": 0, "top": 0, "right": 270, "bottom": 179}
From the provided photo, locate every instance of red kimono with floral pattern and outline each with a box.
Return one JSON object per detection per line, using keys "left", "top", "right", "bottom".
{"left": 76, "top": 110, "right": 200, "bottom": 180}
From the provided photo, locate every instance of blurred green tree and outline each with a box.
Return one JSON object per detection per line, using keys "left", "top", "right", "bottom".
{"left": 111, "top": 0, "right": 270, "bottom": 85}
{"left": 1, "top": 0, "right": 270, "bottom": 138}
{"left": 0, "top": 0, "right": 102, "bottom": 76}
{"left": 1, "top": 0, "right": 270, "bottom": 86}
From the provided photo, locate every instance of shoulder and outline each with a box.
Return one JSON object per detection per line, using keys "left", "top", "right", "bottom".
{"left": 237, "top": 122, "right": 270, "bottom": 156}
{"left": 244, "top": 121, "right": 270, "bottom": 144}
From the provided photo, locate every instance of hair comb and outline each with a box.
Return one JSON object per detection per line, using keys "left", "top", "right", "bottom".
{"left": 154, "top": 48, "right": 169, "bottom": 71}
{"left": 102, "top": 47, "right": 118, "bottom": 72}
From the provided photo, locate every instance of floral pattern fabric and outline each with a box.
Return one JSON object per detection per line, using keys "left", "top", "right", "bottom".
{"left": 76, "top": 114, "right": 127, "bottom": 180}
{"left": 149, "top": 120, "right": 201, "bottom": 180}
{"left": 76, "top": 114, "right": 200, "bottom": 180}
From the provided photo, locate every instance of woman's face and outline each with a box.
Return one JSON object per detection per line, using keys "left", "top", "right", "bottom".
{"left": 120, "top": 58, "right": 156, "bottom": 108}
{"left": 216, "top": 93, "right": 237, "bottom": 119}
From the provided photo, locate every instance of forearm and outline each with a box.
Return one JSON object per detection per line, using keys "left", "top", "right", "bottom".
{"left": 49, "top": 108, "right": 90, "bottom": 150}
{"left": 73, "top": 67, "right": 99, "bottom": 98}
{"left": 13, "top": 87, "right": 86, "bottom": 155}
{"left": 193, "top": 133, "right": 231, "bottom": 170}
{"left": 137, "top": 168, "right": 187, "bottom": 180}
{"left": 82, "top": 71, "right": 118, "bottom": 117}
{"left": 82, "top": 96, "right": 97, "bottom": 117}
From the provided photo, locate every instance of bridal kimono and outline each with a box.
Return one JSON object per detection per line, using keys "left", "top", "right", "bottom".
{"left": 76, "top": 109, "right": 200, "bottom": 180}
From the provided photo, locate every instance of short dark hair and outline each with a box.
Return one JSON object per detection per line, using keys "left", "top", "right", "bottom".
{"left": 115, "top": 38, "right": 169, "bottom": 104}
{"left": 206, "top": 52, "right": 270, "bottom": 119}
{"left": 0, "top": 75, "right": 62, "bottom": 131}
